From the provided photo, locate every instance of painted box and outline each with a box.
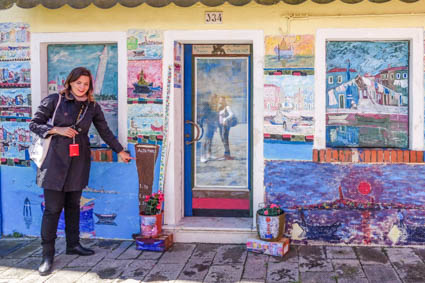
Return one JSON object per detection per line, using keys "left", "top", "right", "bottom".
{"left": 246, "top": 237, "right": 290, "bottom": 257}
{"left": 134, "top": 232, "right": 173, "bottom": 252}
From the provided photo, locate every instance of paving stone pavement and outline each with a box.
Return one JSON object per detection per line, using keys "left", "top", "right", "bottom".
{"left": 1, "top": 237, "right": 425, "bottom": 283}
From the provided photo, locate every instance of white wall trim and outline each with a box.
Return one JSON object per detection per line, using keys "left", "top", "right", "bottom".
{"left": 314, "top": 28, "right": 424, "bottom": 150}
{"left": 30, "top": 32, "right": 128, "bottom": 147}
{"left": 163, "top": 30, "right": 264, "bottom": 227}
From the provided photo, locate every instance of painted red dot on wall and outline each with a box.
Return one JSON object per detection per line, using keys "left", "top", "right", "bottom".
{"left": 358, "top": 181, "right": 371, "bottom": 195}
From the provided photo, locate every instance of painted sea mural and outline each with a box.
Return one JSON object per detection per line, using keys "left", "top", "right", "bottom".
{"left": 265, "top": 161, "right": 425, "bottom": 245}
{"left": 326, "top": 41, "right": 409, "bottom": 148}
{"left": 0, "top": 88, "right": 31, "bottom": 119}
{"left": 47, "top": 44, "right": 118, "bottom": 147}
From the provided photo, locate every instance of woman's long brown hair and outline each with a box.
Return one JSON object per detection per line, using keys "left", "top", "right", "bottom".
{"left": 61, "top": 67, "right": 95, "bottom": 102}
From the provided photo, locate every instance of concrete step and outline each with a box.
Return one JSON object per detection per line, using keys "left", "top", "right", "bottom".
{"left": 163, "top": 216, "right": 257, "bottom": 244}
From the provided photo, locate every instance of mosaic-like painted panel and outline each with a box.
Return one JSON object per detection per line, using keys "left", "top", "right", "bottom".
{"left": 0, "top": 88, "right": 31, "bottom": 119}
{"left": 326, "top": 41, "right": 409, "bottom": 148}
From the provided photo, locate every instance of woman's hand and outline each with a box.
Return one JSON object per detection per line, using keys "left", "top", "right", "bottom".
{"left": 118, "top": 151, "right": 135, "bottom": 163}
{"left": 49, "top": 127, "right": 79, "bottom": 138}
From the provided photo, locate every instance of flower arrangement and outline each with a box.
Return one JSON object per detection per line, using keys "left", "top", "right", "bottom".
{"left": 142, "top": 191, "right": 164, "bottom": 215}
{"left": 257, "top": 203, "right": 283, "bottom": 216}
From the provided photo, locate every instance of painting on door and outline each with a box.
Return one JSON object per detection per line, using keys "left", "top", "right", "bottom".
{"left": 194, "top": 57, "right": 249, "bottom": 188}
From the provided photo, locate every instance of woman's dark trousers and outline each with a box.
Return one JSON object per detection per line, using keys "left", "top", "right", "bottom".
{"left": 41, "top": 189, "right": 82, "bottom": 257}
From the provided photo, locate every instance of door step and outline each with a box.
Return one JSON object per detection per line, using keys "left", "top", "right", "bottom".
{"left": 163, "top": 217, "right": 257, "bottom": 244}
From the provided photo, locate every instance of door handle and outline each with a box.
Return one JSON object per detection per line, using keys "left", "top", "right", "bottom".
{"left": 185, "top": 120, "right": 203, "bottom": 145}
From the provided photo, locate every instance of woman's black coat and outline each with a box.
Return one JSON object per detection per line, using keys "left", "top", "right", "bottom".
{"left": 29, "top": 93, "right": 123, "bottom": 191}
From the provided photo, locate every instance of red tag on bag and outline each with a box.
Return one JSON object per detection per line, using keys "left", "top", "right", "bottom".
{"left": 69, "top": 143, "right": 79, "bottom": 157}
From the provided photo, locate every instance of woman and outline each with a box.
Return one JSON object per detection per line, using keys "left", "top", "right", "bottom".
{"left": 30, "top": 67, "right": 132, "bottom": 276}
{"left": 218, "top": 96, "right": 237, "bottom": 160}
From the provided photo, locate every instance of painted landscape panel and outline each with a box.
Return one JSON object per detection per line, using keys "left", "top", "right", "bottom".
{"left": 127, "top": 30, "right": 163, "bottom": 60}
{"left": 127, "top": 60, "right": 162, "bottom": 101}
{"left": 0, "top": 22, "right": 30, "bottom": 61}
{"left": 265, "top": 35, "right": 314, "bottom": 69}
{"left": 0, "top": 121, "right": 31, "bottom": 159}
{"left": 0, "top": 88, "right": 31, "bottom": 118}
{"left": 128, "top": 104, "right": 164, "bottom": 137}
{"left": 47, "top": 44, "right": 118, "bottom": 147}
{"left": 326, "top": 41, "right": 409, "bottom": 148}
{"left": 264, "top": 74, "right": 314, "bottom": 137}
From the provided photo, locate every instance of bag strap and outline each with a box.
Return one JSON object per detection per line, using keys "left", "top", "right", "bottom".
{"left": 48, "top": 93, "right": 62, "bottom": 126}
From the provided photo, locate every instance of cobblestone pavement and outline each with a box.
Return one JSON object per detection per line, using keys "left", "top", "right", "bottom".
{"left": 1, "top": 237, "right": 425, "bottom": 282}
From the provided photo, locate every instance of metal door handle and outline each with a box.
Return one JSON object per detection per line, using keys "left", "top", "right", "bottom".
{"left": 185, "top": 120, "right": 203, "bottom": 145}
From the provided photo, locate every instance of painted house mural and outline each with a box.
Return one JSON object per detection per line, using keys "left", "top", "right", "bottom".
{"left": 326, "top": 41, "right": 409, "bottom": 148}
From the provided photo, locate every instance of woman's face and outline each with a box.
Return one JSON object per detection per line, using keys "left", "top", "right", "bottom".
{"left": 70, "top": 75, "right": 90, "bottom": 98}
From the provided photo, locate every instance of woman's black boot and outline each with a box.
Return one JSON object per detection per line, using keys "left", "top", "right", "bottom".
{"left": 38, "top": 256, "right": 54, "bottom": 276}
{"left": 66, "top": 243, "right": 95, "bottom": 256}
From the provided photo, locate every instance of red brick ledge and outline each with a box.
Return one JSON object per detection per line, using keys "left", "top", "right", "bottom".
{"left": 313, "top": 149, "right": 424, "bottom": 163}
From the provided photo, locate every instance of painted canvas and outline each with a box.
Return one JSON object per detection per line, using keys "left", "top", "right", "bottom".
{"left": 47, "top": 44, "right": 118, "bottom": 147}
{"left": 264, "top": 74, "right": 314, "bottom": 137}
{"left": 127, "top": 60, "right": 162, "bottom": 100}
{"left": 0, "top": 61, "right": 31, "bottom": 86}
{"left": 0, "top": 121, "right": 31, "bottom": 160}
{"left": 127, "top": 30, "right": 163, "bottom": 60}
{"left": 326, "top": 41, "right": 409, "bottom": 148}
{"left": 265, "top": 160, "right": 425, "bottom": 245}
{"left": 128, "top": 104, "right": 163, "bottom": 137}
{"left": 265, "top": 35, "right": 314, "bottom": 69}
{"left": 0, "top": 22, "right": 30, "bottom": 61}
{"left": 194, "top": 57, "right": 249, "bottom": 188}
{"left": 0, "top": 88, "right": 31, "bottom": 119}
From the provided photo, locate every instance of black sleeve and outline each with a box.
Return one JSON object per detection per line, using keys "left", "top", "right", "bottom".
{"left": 29, "top": 93, "right": 59, "bottom": 138}
{"left": 92, "top": 103, "right": 124, "bottom": 153}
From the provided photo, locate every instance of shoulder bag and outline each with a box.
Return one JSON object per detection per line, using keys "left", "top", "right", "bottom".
{"left": 29, "top": 94, "right": 62, "bottom": 168}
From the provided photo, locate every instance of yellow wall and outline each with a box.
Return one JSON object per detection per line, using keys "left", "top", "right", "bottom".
{"left": 1, "top": 1, "right": 425, "bottom": 35}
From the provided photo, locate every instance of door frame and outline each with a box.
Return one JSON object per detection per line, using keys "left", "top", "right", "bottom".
{"left": 163, "top": 30, "right": 264, "bottom": 228}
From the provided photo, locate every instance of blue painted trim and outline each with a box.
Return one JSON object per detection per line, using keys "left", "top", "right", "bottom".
{"left": 183, "top": 44, "right": 193, "bottom": 216}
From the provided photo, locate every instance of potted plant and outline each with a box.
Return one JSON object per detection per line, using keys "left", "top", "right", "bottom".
{"left": 140, "top": 191, "right": 164, "bottom": 238}
{"left": 256, "top": 203, "right": 285, "bottom": 241}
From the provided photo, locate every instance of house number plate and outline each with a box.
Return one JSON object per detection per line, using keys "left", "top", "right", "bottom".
{"left": 205, "top": 12, "right": 223, "bottom": 24}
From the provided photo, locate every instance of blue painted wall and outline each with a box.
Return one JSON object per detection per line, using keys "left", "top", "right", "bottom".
{"left": 0, "top": 143, "right": 160, "bottom": 239}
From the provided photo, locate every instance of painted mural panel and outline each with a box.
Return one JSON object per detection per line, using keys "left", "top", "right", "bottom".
{"left": 194, "top": 57, "right": 249, "bottom": 188}
{"left": 47, "top": 44, "right": 118, "bottom": 147}
{"left": 128, "top": 104, "right": 164, "bottom": 137}
{"left": 326, "top": 41, "right": 409, "bottom": 148}
{"left": 264, "top": 74, "right": 314, "bottom": 137}
{"left": 127, "top": 60, "right": 162, "bottom": 101}
{"left": 0, "top": 121, "right": 31, "bottom": 159}
{"left": 265, "top": 161, "right": 425, "bottom": 245}
{"left": 0, "top": 22, "right": 30, "bottom": 61}
{"left": 127, "top": 30, "right": 162, "bottom": 60}
{"left": 0, "top": 60, "right": 31, "bottom": 86}
{"left": 265, "top": 35, "right": 314, "bottom": 69}
{"left": 0, "top": 88, "right": 31, "bottom": 119}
